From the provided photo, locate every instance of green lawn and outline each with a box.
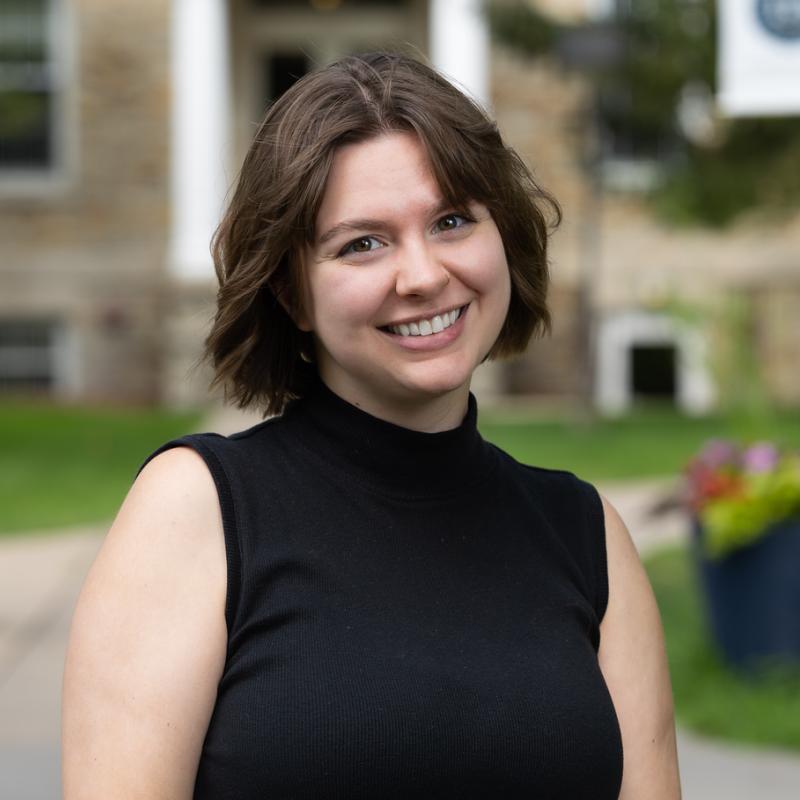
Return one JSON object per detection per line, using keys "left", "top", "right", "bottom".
{"left": 0, "top": 402, "right": 202, "bottom": 535}
{"left": 645, "top": 545, "right": 800, "bottom": 751}
{"left": 3, "top": 400, "right": 800, "bottom": 535}
{"left": 479, "top": 406, "right": 800, "bottom": 481}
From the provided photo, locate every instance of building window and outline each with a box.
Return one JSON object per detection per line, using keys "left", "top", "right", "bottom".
{"left": 0, "top": 319, "right": 58, "bottom": 393}
{"left": 0, "top": 0, "right": 62, "bottom": 173}
{"left": 595, "top": 85, "right": 677, "bottom": 192}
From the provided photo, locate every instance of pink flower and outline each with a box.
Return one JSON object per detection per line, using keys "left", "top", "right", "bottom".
{"left": 696, "top": 438, "right": 739, "bottom": 470}
{"left": 742, "top": 442, "right": 780, "bottom": 474}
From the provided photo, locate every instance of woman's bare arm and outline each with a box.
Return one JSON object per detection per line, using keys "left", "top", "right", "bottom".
{"left": 598, "top": 495, "right": 682, "bottom": 799}
{"left": 62, "top": 447, "right": 227, "bottom": 799}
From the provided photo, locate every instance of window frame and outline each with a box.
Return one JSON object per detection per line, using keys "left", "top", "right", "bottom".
{"left": 0, "top": 0, "right": 77, "bottom": 199}
{"left": 0, "top": 316, "right": 78, "bottom": 395}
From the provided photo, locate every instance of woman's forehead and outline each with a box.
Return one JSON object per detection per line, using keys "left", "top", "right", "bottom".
{"left": 316, "top": 132, "right": 477, "bottom": 227}
{"left": 316, "top": 133, "right": 445, "bottom": 222}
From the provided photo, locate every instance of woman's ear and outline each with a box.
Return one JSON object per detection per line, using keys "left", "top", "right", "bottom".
{"left": 285, "top": 291, "right": 312, "bottom": 332}
{"left": 276, "top": 292, "right": 312, "bottom": 332}
{"left": 294, "top": 310, "right": 312, "bottom": 333}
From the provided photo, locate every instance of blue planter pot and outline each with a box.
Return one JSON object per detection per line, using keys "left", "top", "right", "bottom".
{"left": 692, "top": 516, "right": 800, "bottom": 670}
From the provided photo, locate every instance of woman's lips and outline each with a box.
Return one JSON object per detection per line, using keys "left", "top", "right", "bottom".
{"left": 380, "top": 304, "right": 469, "bottom": 351}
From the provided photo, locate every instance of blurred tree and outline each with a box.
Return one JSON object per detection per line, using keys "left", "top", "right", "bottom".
{"left": 487, "top": 0, "right": 800, "bottom": 227}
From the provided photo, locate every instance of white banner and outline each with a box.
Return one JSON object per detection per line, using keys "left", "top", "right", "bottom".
{"left": 718, "top": 0, "right": 800, "bottom": 116}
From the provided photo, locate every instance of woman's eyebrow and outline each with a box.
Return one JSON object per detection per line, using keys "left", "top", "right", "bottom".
{"left": 317, "top": 218, "right": 388, "bottom": 247}
{"left": 316, "top": 199, "right": 455, "bottom": 247}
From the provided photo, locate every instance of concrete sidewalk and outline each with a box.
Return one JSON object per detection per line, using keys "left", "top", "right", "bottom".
{"left": 2, "top": 484, "right": 800, "bottom": 798}
{"left": 0, "top": 527, "right": 104, "bottom": 800}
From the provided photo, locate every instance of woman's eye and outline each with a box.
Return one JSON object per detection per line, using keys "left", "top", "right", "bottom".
{"left": 340, "top": 236, "right": 383, "bottom": 256}
{"left": 436, "top": 213, "right": 472, "bottom": 232}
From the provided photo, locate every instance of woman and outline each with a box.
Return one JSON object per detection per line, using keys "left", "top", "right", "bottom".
{"left": 63, "top": 52, "right": 681, "bottom": 798}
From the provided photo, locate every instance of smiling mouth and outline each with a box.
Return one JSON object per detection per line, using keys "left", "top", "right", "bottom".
{"left": 381, "top": 305, "right": 467, "bottom": 338}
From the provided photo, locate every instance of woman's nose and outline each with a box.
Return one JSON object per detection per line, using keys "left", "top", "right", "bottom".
{"left": 394, "top": 243, "right": 450, "bottom": 297}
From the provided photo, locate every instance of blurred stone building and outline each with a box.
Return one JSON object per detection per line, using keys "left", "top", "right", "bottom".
{"left": 1, "top": 0, "right": 798, "bottom": 412}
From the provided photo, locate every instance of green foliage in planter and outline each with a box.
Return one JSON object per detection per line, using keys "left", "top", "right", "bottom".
{"left": 487, "top": 0, "right": 800, "bottom": 227}
{"left": 702, "top": 462, "right": 800, "bottom": 557}
{"left": 685, "top": 439, "right": 800, "bottom": 559}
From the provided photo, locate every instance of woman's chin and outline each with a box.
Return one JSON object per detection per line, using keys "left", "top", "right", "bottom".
{"left": 394, "top": 368, "right": 472, "bottom": 401}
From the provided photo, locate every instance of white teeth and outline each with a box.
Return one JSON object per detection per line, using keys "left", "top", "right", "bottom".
{"left": 388, "top": 306, "right": 464, "bottom": 337}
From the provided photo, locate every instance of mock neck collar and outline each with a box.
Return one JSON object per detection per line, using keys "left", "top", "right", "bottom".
{"left": 287, "top": 377, "right": 494, "bottom": 499}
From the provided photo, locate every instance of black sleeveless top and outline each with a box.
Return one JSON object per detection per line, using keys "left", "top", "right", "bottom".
{"left": 144, "top": 380, "right": 623, "bottom": 799}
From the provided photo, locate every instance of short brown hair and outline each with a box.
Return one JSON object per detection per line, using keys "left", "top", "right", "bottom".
{"left": 207, "top": 51, "right": 560, "bottom": 415}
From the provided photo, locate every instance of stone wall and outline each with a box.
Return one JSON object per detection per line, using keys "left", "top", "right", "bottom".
{"left": 0, "top": 0, "right": 170, "bottom": 404}
{"left": 490, "top": 45, "right": 588, "bottom": 397}
{"left": 754, "top": 284, "right": 800, "bottom": 409}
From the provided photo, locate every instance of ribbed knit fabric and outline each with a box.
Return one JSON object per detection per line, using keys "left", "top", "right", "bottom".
{"left": 143, "top": 379, "right": 623, "bottom": 799}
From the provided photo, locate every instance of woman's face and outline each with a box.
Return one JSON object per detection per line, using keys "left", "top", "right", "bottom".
{"left": 299, "top": 131, "right": 511, "bottom": 424}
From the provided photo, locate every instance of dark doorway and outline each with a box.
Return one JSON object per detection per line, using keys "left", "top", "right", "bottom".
{"left": 263, "top": 53, "right": 310, "bottom": 105}
{"left": 631, "top": 343, "right": 676, "bottom": 400}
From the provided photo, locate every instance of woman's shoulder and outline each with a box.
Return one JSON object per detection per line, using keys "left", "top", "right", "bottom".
{"left": 144, "top": 412, "right": 283, "bottom": 457}
{"left": 62, "top": 446, "right": 228, "bottom": 797}
{"left": 487, "top": 441, "right": 599, "bottom": 506}
{"left": 106, "top": 444, "right": 227, "bottom": 616}
{"left": 156, "top": 410, "right": 296, "bottom": 461}
{"left": 136, "top": 442, "right": 222, "bottom": 512}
